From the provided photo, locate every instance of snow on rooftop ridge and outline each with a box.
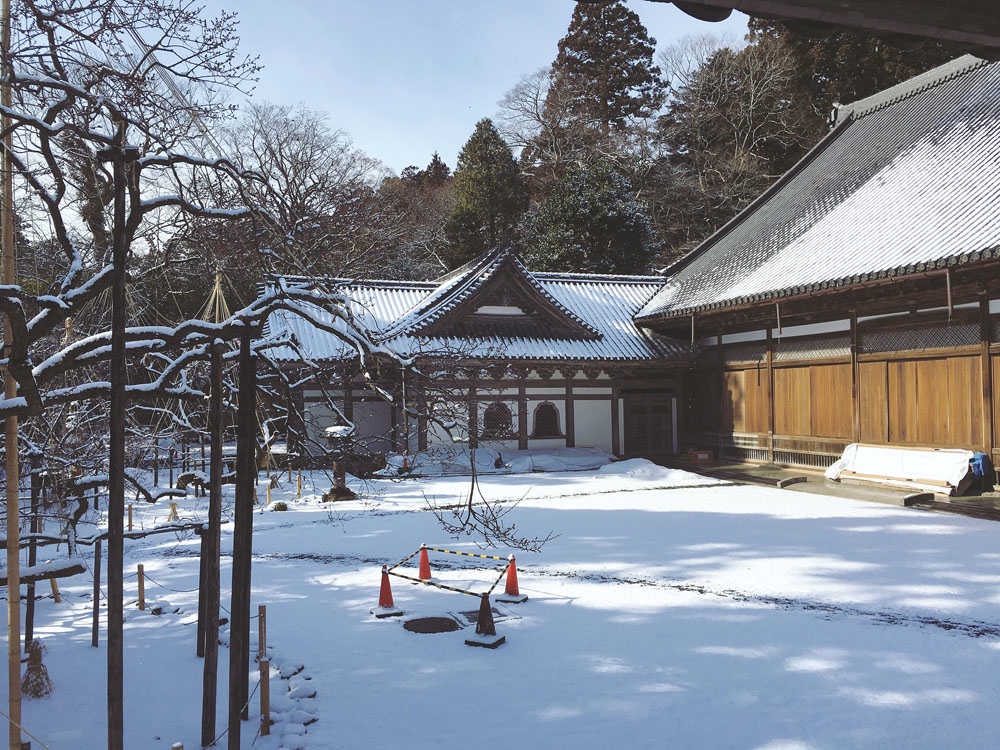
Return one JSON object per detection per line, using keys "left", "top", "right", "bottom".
{"left": 836, "top": 54, "right": 990, "bottom": 121}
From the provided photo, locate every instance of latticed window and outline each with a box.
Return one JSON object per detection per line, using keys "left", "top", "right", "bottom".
{"left": 481, "top": 402, "right": 513, "bottom": 438}
{"left": 532, "top": 402, "right": 561, "bottom": 438}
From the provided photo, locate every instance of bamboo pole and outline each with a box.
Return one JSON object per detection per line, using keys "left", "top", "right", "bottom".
{"left": 2, "top": 0, "right": 24, "bottom": 745}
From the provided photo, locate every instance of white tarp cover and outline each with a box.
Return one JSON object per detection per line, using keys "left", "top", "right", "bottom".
{"left": 381, "top": 446, "right": 615, "bottom": 476}
{"left": 825, "top": 443, "right": 973, "bottom": 489}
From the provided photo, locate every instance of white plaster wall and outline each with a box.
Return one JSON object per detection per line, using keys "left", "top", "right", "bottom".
{"left": 575, "top": 400, "right": 613, "bottom": 453}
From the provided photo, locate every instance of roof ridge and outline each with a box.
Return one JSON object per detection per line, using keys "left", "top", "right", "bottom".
{"left": 836, "top": 54, "right": 991, "bottom": 121}
{"left": 534, "top": 271, "right": 664, "bottom": 283}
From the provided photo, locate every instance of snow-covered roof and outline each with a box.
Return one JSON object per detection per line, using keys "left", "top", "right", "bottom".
{"left": 264, "top": 249, "right": 690, "bottom": 364}
{"left": 637, "top": 55, "right": 1000, "bottom": 323}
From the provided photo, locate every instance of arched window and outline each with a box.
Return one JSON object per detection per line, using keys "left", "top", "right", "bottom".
{"left": 481, "top": 402, "right": 513, "bottom": 438}
{"left": 532, "top": 402, "right": 561, "bottom": 438}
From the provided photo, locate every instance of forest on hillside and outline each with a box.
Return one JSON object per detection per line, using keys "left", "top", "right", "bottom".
{"left": 253, "top": 2, "right": 953, "bottom": 301}
{"left": 0, "top": 1, "right": 960, "bottom": 457}
{"left": 9, "top": 1, "right": 955, "bottom": 328}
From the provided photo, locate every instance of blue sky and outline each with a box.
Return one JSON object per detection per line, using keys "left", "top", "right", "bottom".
{"left": 204, "top": 1, "right": 748, "bottom": 174}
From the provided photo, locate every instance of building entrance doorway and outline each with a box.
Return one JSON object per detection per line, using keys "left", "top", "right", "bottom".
{"left": 623, "top": 394, "right": 675, "bottom": 459}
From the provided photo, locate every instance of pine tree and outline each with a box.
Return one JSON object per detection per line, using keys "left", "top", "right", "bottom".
{"left": 523, "top": 160, "right": 654, "bottom": 275}
{"left": 401, "top": 152, "right": 451, "bottom": 188}
{"left": 549, "top": 0, "right": 666, "bottom": 135}
{"left": 424, "top": 152, "right": 451, "bottom": 187}
{"left": 443, "top": 118, "right": 528, "bottom": 268}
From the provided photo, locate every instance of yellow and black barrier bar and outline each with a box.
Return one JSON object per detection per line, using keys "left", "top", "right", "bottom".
{"left": 388, "top": 548, "right": 423, "bottom": 571}
{"left": 424, "top": 546, "right": 508, "bottom": 562}
{"left": 486, "top": 566, "right": 508, "bottom": 595}
{"left": 387, "top": 569, "right": 482, "bottom": 598}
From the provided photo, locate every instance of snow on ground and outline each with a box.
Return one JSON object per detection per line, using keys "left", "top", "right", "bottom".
{"left": 5, "top": 456, "right": 1000, "bottom": 749}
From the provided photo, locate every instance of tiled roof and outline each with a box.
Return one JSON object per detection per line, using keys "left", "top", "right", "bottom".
{"left": 636, "top": 55, "right": 1000, "bottom": 323}
{"left": 264, "top": 255, "right": 690, "bottom": 364}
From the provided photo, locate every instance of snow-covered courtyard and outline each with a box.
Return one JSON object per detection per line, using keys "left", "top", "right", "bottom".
{"left": 7, "top": 457, "right": 1000, "bottom": 749}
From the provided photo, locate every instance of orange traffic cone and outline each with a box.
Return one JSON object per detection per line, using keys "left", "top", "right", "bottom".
{"left": 418, "top": 544, "right": 432, "bottom": 580}
{"left": 371, "top": 565, "right": 403, "bottom": 618}
{"left": 475, "top": 592, "right": 496, "bottom": 636}
{"left": 497, "top": 554, "right": 528, "bottom": 603}
{"left": 379, "top": 565, "right": 395, "bottom": 608}
{"left": 465, "top": 592, "right": 505, "bottom": 649}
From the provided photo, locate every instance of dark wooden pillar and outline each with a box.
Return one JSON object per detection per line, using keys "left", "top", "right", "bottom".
{"left": 766, "top": 327, "right": 775, "bottom": 464}
{"left": 229, "top": 326, "right": 257, "bottom": 749}
{"left": 851, "top": 309, "right": 862, "bottom": 443}
{"left": 468, "top": 382, "right": 478, "bottom": 447}
{"left": 565, "top": 381, "right": 575, "bottom": 448}
{"left": 202, "top": 343, "right": 224, "bottom": 747}
{"left": 518, "top": 378, "right": 528, "bottom": 450}
{"left": 611, "top": 381, "right": 621, "bottom": 456}
{"left": 981, "top": 294, "right": 995, "bottom": 454}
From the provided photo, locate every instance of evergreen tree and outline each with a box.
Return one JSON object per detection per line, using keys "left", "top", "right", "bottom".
{"left": 516, "top": 0, "right": 666, "bottom": 194}
{"left": 444, "top": 118, "right": 528, "bottom": 268}
{"left": 523, "top": 160, "right": 654, "bottom": 275}
{"left": 400, "top": 152, "right": 451, "bottom": 188}
{"left": 549, "top": 0, "right": 666, "bottom": 134}
{"left": 424, "top": 152, "right": 451, "bottom": 187}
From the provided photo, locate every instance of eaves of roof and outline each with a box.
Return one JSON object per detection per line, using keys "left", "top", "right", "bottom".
{"left": 658, "top": 247, "right": 1000, "bottom": 320}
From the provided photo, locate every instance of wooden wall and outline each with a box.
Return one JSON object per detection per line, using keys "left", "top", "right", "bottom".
{"left": 688, "top": 310, "right": 999, "bottom": 467}
{"left": 721, "top": 368, "right": 768, "bottom": 433}
{"left": 857, "top": 356, "right": 983, "bottom": 446}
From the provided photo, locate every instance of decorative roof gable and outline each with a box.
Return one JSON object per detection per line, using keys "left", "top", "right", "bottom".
{"left": 382, "top": 247, "right": 602, "bottom": 342}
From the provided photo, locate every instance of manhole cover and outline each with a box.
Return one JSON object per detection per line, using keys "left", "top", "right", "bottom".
{"left": 403, "top": 616, "right": 460, "bottom": 634}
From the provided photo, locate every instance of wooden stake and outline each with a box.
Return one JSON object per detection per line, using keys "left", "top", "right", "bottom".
{"left": 49, "top": 578, "right": 61, "bottom": 604}
{"left": 168, "top": 502, "right": 178, "bottom": 522}
{"left": 137, "top": 564, "right": 145, "bottom": 611}
{"left": 259, "top": 658, "right": 270, "bottom": 737}
{"left": 127, "top": 504, "right": 133, "bottom": 532}
{"left": 25, "top": 453, "right": 42, "bottom": 649}
{"left": 296, "top": 472, "right": 302, "bottom": 499}
{"left": 258, "top": 605, "right": 267, "bottom": 660}
{"left": 266, "top": 484, "right": 271, "bottom": 506}
{"left": 92, "top": 540, "right": 102, "bottom": 648}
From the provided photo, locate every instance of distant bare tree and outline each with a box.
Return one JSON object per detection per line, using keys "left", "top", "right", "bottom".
{"left": 649, "top": 33, "right": 816, "bottom": 263}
